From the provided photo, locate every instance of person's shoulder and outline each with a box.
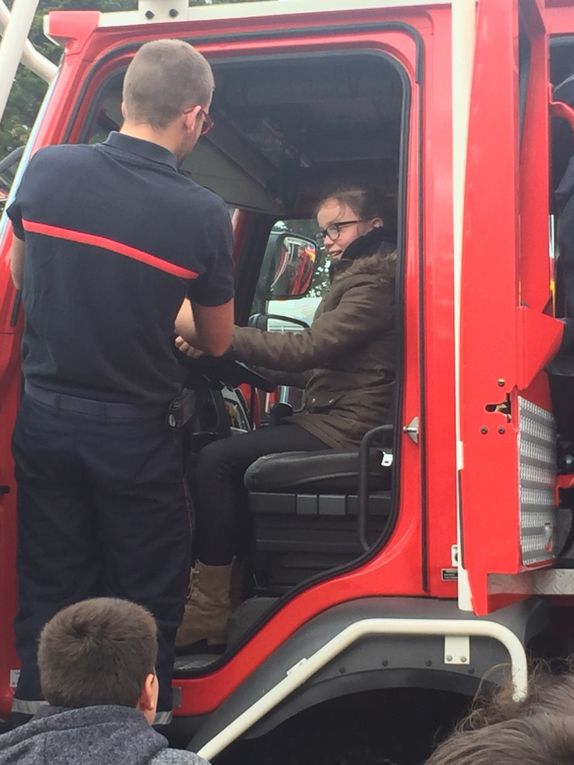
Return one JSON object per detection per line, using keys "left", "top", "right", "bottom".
{"left": 150, "top": 749, "right": 210, "bottom": 765}
{"left": 28, "top": 142, "right": 96, "bottom": 171}
{"left": 35, "top": 142, "right": 93, "bottom": 159}
{"left": 179, "top": 178, "right": 229, "bottom": 218}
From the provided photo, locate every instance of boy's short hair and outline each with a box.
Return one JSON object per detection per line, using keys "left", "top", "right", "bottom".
{"left": 38, "top": 598, "right": 158, "bottom": 709}
{"left": 123, "top": 39, "right": 215, "bottom": 129}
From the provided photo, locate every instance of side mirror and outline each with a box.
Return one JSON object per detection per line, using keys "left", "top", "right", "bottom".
{"left": 265, "top": 233, "right": 318, "bottom": 300}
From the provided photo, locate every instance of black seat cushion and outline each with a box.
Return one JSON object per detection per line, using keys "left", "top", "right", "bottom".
{"left": 244, "top": 449, "right": 390, "bottom": 494}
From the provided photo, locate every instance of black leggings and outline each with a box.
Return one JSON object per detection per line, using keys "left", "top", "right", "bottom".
{"left": 194, "top": 422, "right": 328, "bottom": 565}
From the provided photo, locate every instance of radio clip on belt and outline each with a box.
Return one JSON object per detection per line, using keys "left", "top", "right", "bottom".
{"left": 167, "top": 389, "right": 196, "bottom": 428}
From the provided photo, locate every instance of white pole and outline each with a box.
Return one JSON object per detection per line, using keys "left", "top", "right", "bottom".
{"left": 197, "top": 617, "right": 528, "bottom": 761}
{"left": 0, "top": 0, "right": 41, "bottom": 126}
{"left": 452, "top": 0, "right": 477, "bottom": 611}
{"left": 0, "top": 2, "right": 57, "bottom": 84}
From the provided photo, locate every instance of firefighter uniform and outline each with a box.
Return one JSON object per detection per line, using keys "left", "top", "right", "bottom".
{"left": 6, "top": 132, "right": 234, "bottom": 722}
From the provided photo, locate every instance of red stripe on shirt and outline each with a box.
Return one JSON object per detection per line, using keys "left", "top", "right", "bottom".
{"left": 22, "top": 219, "right": 198, "bottom": 280}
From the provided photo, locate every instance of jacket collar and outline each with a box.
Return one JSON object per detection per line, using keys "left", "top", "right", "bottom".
{"left": 103, "top": 132, "right": 178, "bottom": 171}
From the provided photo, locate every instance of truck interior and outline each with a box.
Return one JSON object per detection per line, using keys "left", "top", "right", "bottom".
{"left": 80, "top": 49, "right": 410, "bottom": 666}
{"left": 549, "top": 38, "right": 574, "bottom": 472}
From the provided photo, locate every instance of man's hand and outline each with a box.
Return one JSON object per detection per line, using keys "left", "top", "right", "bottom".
{"left": 175, "top": 335, "right": 205, "bottom": 358}
{"left": 175, "top": 297, "right": 234, "bottom": 357}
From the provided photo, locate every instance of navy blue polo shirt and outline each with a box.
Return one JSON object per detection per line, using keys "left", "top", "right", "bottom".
{"left": 7, "top": 132, "right": 234, "bottom": 405}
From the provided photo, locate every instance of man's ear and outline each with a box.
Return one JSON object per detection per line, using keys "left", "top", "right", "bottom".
{"left": 121, "top": 101, "right": 127, "bottom": 121}
{"left": 372, "top": 217, "right": 384, "bottom": 228}
{"left": 183, "top": 106, "right": 201, "bottom": 133}
{"left": 137, "top": 673, "right": 157, "bottom": 722}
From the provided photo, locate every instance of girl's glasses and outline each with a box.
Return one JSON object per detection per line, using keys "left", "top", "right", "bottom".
{"left": 316, "top": 220, "right": 364, "bottom": 243}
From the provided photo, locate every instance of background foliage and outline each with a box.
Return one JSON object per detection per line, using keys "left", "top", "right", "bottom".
{"left": 1, "top": 0, "right": 254, "bottom": 159}
{"left": 1, "top": 1, "right": 137, "bottom": 158}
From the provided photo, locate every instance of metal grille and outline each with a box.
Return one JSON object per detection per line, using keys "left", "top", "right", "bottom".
{"left": 518, "top": 398, "right": 557, "bottom": 565}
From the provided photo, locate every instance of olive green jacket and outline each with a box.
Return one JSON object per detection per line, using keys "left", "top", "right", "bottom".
{"left": 230, "top": 248, "right": 396, "bottom": 448}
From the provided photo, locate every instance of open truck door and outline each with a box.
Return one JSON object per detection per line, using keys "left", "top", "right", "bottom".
{"left": 459, "top": 0, "right": 565, "bottom": 616}
{"left": 0, "top": 0, "right": 430, "bottom": 732}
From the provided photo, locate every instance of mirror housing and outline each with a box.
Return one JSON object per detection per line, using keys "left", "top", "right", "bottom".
{"left": 263, "top": 233, "right": 318, "bottom": 300}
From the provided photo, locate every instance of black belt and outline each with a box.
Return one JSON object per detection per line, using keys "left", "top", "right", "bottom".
{"left": 24, "top": 381, "right": 165, "bottom": 420}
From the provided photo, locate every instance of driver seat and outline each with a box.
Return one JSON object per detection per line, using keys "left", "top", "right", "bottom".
{"left": 245, "top": 446, "right": 393, "bottom": 594}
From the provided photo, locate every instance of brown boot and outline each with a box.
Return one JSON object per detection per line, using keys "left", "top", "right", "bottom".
{"left": 175, "top": 562, "right": 232, "bottom": 652}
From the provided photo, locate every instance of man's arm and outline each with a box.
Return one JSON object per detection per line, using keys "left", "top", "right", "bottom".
{"left": 175, "top": 297, "right": 234, "bottom": 357}
{"left": 10, "top": 235, "right": 25, "bottom": 290}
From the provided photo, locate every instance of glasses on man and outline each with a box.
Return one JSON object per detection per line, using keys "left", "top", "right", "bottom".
{"left": 183, "top": 106, "right": 214, "bottom": 136}
{"left": 316, "top": 220, "right": 364, "bottom": 244}
{"left": 198, "top": 108, "right": 214, "bottom": 136}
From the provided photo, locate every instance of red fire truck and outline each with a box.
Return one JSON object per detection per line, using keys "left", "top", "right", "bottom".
{"left": 1, "top": 0, "right": 574, "bottom": 761}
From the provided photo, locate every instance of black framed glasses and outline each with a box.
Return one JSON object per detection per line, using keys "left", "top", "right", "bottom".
{"left": 316, "top": 220, "right": 364, "bottom": 244}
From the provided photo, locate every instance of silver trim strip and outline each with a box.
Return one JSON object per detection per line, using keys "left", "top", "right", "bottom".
{"left": 11, "top": 698, "right": 48, "bottom": 715}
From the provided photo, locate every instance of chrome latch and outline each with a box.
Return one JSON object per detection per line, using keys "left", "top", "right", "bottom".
{"left": 403, "top": 416, "right": 420, "bottom": 444}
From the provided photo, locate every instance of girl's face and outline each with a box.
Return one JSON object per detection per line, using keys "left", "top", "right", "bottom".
{"left": 316, "top": 198, "right": 382, "bottom": 260}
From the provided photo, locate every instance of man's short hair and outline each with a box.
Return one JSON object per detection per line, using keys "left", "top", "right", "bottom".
{"left": 38, "top": 598, "right": 158, "bottom": 709}
{"left": 123, "top": 39, "right": 215, "bottom": 129}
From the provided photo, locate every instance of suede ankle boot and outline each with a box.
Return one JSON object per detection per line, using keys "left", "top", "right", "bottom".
{"left": 175, "top": 561, "right": 233, "bottom": 652}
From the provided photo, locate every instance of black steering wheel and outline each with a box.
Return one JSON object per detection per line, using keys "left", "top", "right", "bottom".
{"left": 177, "top": 353, "right": 276, "bottom": 392}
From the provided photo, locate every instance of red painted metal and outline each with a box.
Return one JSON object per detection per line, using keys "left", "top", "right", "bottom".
{"left": 417, "top": 8, "right": 458, "bottom": 600}
{"left": 0, "top": 0, "right": 569, "bottom": 725}
{"left": 0, "top": 5, "right": 435, "bottom": 720}
{"left": 460, "top": 0, "right": 563, "bottom": 616}
{"left": 460, "top": 0, "right": 522, "bottom": 615}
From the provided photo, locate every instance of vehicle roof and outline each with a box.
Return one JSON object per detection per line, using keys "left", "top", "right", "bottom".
{"left": 91, "top": 0, "right": 450, "bottom": 29}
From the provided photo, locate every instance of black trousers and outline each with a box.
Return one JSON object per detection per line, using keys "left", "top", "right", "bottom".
{"left": 11, "top": 393, "right": 191, "bottom": 720}
{"left": 195, "top": 422, "right": 328, "bottom": 565}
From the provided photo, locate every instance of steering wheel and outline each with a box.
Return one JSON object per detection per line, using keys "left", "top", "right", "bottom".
{"left": 177, "top": 353, "right": 276, "bottom": 392}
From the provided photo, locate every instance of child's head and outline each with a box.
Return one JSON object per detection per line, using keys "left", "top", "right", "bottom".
{"left": 427, "top": 668, "right": 574, "bottom": 765}
{"left": 426, "top": 713, "right": 574, "bottom": 765}
{"left": 314, "top": 184, "right": 386, "bottom": 261}
{"left": 38, "top": 598, "right": 159, "bottom": 723}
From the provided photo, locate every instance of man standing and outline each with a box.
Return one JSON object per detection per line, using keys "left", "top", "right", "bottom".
{"left": 6, "top": 39, "right": 234, "bottom": 723}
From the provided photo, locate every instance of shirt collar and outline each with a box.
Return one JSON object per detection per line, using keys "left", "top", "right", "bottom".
{"left": 103, "top": 131, "right": 178, "bottom": 171}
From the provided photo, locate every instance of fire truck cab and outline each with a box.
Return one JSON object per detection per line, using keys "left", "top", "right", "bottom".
{"left": 1, "top": 0, "right": 574, "bottom": 761}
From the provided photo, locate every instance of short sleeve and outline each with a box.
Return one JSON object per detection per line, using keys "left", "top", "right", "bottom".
{"left": 5, "top": 152, "right": 40, "bottom": 241}
{"left": 187, "top": 198, "right": 234, "bottom": 307}
{"left": 6, "top": 195, "right": 25, "bottom": 240}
